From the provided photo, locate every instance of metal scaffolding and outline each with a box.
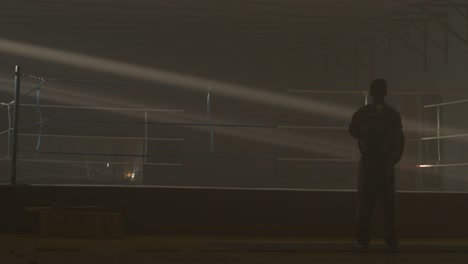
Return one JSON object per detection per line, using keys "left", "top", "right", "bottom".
{"left": 321, "top": 0, "right": 468, "bottom": 83}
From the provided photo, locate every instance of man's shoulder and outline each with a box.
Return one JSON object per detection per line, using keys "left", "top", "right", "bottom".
{"left": 355, "top": 104, "right": 373, "bottom": 114}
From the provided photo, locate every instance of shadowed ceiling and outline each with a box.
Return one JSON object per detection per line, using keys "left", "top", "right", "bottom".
{"left": 0, "top": 0, "right": 428, "bottom": 90}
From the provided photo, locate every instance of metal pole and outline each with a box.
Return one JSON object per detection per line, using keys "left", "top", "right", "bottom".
{"left": 369, "top": 36, "right": 374, "bottom": 82}
{"left": 423, "top": 21, "right": 428, "bottom": 72}
{"left": 466, "top": 6, "right": 468, "bottom": 40}
{"left": 444, "top": 15, "right": 449, "bottom": 65}
{"left": 207, "top": 91, "right": 214, "bottom": 158}
{"left": 437, "top": 106, "right": 441, "bottom": 162}
{"left": 144, "top": 110, "right": 148, "bottom": 164}
{"left": 11, "top": 65, "right": 21, "bottom": 185}
{"left": 353, "top": 42, "right": 358, "bottom": 90}
{"left": 6, "top": 105, "right": 11, "bottom": 159}
{"left": 388, "top": 32, "right": 393, "bottom": 56}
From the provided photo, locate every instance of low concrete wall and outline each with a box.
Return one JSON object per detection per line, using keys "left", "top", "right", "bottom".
{"left": 0, "top": 185, "right": 467, "bottom": 238}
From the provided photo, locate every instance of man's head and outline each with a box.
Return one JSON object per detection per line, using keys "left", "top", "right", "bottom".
{"left": 370, "top": 78, "right": 388, "bottom": 100}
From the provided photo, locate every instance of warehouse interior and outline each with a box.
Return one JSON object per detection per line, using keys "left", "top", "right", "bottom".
{"left": 1, "top": 0, "right": 468, "bottom": 263}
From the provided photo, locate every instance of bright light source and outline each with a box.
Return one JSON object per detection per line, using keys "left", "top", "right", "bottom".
{"left": 106, "top": 163, "right": 110, "bottom": 168}
{"left": 417, "top": 165, "right": 433, "bottom": 168}
{"left": 124, "top": 172, "right": 136, "bottom": 181}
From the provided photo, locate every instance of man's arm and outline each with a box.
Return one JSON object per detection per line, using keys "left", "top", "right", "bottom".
{"left": 349, "top": 110, "right": 361, "bottom": 139}
{"left": 393, "top": 113, "right": 405, "bottom": 165}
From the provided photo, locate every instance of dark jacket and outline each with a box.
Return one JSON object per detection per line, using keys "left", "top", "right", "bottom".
{"left": 349, "top": 103, "right": 405, "bottom": 165}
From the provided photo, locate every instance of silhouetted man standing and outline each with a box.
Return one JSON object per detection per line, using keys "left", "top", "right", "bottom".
{"left": 349, "top": 79, "right": 405, "bottom": 248}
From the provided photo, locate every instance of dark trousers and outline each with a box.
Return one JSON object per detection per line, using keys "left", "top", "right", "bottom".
{"left": 357, "top": 157, "right": 398, "bottom": 245}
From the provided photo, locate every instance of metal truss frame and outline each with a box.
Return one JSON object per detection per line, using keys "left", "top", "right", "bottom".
{"left": 320, "top": 0, "right": 468, "bottom": 83}
{"left": 379, "top": 0, "right": 468, "bottom": 71}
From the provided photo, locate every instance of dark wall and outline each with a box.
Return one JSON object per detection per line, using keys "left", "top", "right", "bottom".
{"left": 1, "top": 185, "right": 467, "bottom": 238}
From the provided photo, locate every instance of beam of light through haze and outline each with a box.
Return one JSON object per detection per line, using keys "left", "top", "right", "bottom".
{"left": 0, "top": 38, "right": 352, "bottom": 119}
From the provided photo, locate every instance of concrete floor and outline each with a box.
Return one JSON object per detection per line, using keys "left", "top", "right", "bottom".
{"left": 1, "top": 236, "right": 467, "bottom": 264}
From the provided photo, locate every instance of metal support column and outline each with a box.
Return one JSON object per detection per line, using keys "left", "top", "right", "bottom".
{"left": 437, "top": 106, "right": 441, "bottom": 162}
{"left": 144, "top": 110, "right": 148, "bottom": 164}
{"left": 388, "top": 32, "right": 393, "bottom": 56}
{"left": 353, "top": 42, "right": 359, "bottom": 90}
{"left": 423, "top": 20, "right": 428, "bottom": 72}
{"left": 466, "top": 6, "right": 468, "bottom": 39}
{"left": 444, "top": 15, "right": 449, "bottom": 65}
{"left": 6, "top": 105, "right": 11, "bottom": 159}
{"left": 369, "top": 36, "right": 374, "bottom": 82}
{"left": 11, "top": 65, "right": 21, "bottom": 185}
{"left": 207, "top": 91, "right": 214, "bottom": 158}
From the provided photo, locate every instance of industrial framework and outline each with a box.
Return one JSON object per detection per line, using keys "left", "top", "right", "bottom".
{"left": 323, "top": 0, "right": 468, "bottom": 87}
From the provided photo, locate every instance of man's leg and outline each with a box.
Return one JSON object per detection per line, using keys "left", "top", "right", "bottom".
{"left": 382, "top": 165, "right": 398, "bottom": 246}
{"left": 357, "top": 159, "right": 377, "bottom": 246}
